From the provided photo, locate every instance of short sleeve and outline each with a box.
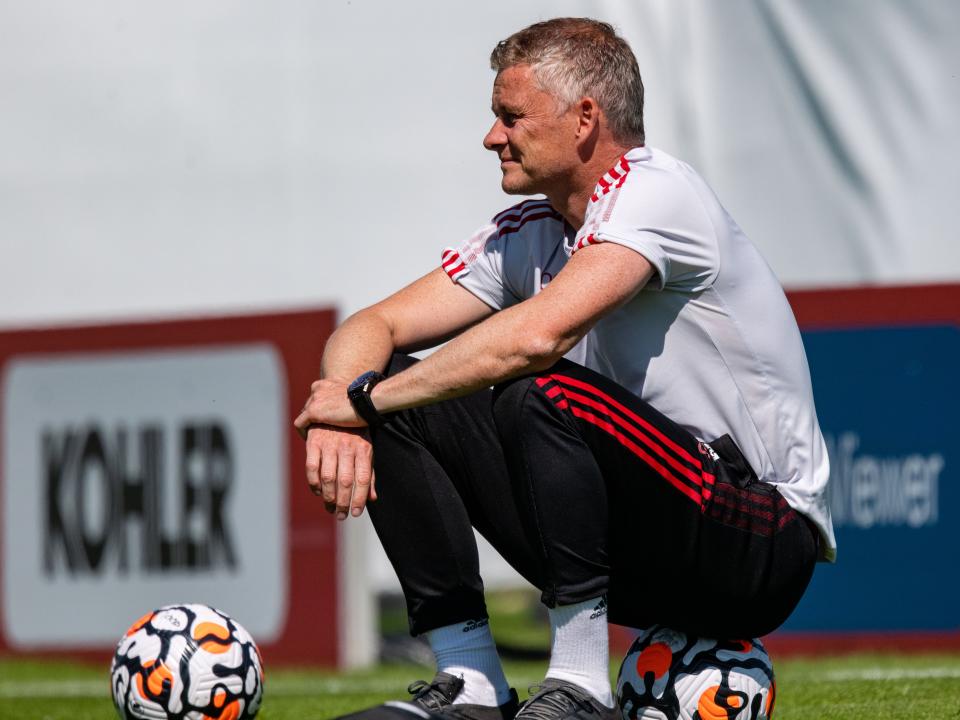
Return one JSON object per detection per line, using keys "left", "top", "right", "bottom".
{"left": 441, "top": 223, "right": 513, "bottom": 311}
{"left": 572, "top": 157, "right": 719, "bottom": 292}
{"left": 442, "top": 200, "right": 565, "bottom": 308}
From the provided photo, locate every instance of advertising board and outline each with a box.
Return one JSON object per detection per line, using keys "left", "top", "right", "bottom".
{"left": 0, "top": 309, "right": 339, "bottom": 664}
{"left": 773, "top": 284, "right": 960, "bottom": 649}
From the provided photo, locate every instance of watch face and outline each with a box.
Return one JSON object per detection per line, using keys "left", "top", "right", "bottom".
{"left": 349, "top": 371, "right": 377, "bottom": 394}
{"left": 349, "top": 371, "right": 384, "bottom": 396}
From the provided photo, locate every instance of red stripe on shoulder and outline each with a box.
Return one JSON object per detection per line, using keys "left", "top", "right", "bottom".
{"left": 440, "top": 248, "right": 469, "bottom": 281}
{"left": 445, "top": 262, "right": 467, "bottom": 280}
{"left": 572, "top": 233, "right": 596, "bottom": 253}
{"left": 441, "top": 249, "right": 461, "bottom": 269}
{"left": 591, "top": 154, "right": 632, "bottom": 202}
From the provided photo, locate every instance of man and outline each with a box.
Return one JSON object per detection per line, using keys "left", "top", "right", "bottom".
{"left": 295, "top": 17, "right": 835, "bottom": 720}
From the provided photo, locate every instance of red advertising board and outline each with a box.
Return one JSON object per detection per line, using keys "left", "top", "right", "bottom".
{"left": 0, "top": 309, "right": 339, "bottom": 665}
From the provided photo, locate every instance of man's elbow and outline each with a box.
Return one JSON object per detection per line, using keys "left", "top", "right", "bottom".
{"left": 520, "top": 330, "right": 578, "bottom": 372}
{"left": 339, "top": 306, "right": 394, "bottom": 338}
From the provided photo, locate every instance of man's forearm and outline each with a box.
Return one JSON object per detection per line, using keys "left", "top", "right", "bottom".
{"left": 366, "top": 245, "right": 653, "bottom": 417}
{"left": 370, "top": 300, "right": 571, "bottom": 414}
{"left": 320, "top": 309, "right": 398, "bottom": 383}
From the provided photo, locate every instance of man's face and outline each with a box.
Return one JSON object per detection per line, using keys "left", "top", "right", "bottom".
{"left": 484, "top": 64, "right": 580, "bottom": 196}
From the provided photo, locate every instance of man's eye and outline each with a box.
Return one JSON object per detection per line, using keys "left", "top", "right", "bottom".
{"left": 501, "top": 113, "right": 518, "bottom": 127}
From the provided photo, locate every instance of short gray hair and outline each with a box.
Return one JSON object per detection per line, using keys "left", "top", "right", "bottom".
{"left": 490, "top": 18, "right": 645, "bottom": 146}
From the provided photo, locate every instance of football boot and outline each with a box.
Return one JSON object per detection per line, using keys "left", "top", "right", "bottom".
{"left": 514, "top": 679, "right": 618, "bottom": 720}
{"left": 409, "top": 672, "right": 520, "bottom": 720}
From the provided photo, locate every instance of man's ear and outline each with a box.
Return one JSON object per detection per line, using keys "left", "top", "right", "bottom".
{"left": 575, "top": 97, "right": 600, "bottom": 138}
{"left": 574, "top": 97, "right": 601, "bottom": 160}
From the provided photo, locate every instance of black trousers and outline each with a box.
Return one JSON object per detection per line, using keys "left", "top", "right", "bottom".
{"left": 367, "top": 355, "right": 818, "bottom": 639}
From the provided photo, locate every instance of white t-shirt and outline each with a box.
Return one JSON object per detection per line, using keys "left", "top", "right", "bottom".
{"left": 441, "top": 146, "right": 836, "bottom": 561}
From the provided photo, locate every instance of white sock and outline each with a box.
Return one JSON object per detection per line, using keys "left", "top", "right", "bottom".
{"left": 546, "top": 597, "right": 613, "bottom": 707}
{"left": 425, "top": 619, "right": 512, "bottom": 706}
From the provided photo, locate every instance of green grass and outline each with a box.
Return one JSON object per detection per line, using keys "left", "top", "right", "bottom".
{"left": 771, "top": 653, "right": 960, "bottom": 719}
{"left": 2, "top": 652, "right": 959, "bottom": 720}
{"left": 3, "top": 593, "right": 957, "bottom": 719}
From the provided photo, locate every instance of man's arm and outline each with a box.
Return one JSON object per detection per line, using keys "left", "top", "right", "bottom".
{"left": 298, "top": 268, "right": 494, "bottom": 519}
{"left": 374, "top": 242, "right": 654, "bottom": 409}
{"left": 320, "top": 268, "right": 496, "bottom": 384}
{"left": 298, "top": 241, "right": 654, "bottom": 423}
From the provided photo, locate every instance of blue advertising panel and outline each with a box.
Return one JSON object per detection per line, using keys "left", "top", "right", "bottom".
{"left": 780, "top": 304, "right": 959, "bottom": 632}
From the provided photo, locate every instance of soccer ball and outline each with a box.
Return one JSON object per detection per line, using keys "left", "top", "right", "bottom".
{"left": 110, "top": 603, "right": 264, "bottom": 719}
{"left": 616, "top": 625, "right": 775, "bottom": 720}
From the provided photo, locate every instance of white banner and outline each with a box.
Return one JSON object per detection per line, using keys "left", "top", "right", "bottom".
{"left": 1, "top": 345, "right": 287, "bottom": 648}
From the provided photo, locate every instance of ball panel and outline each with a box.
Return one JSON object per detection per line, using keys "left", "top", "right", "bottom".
{"left": 125, "top": 611, "right": 156, "bottom": 638}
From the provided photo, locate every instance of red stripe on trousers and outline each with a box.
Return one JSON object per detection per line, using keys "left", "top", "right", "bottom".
{"left": 550, "top": 374, "right": 703, "bottom": 469}
{"left": 713, "top": 483, "right": 775, "bottom": 507}
{"left": 777, "top": 510, "right": 797, "bottom": 530}
{"left": 545, "top": 385, "right": 564, "bottom": 399}
{"left": 706, "top": 508, "right": 767, "bottom": 535}
{"left": 569, "top": 406, "right": 704, "bottom": 506}
{"left": 709, "top": 493, "right": 776, "bottom": 523}
{"left": 561, "top": 387, "right": 711, "bottom": 491}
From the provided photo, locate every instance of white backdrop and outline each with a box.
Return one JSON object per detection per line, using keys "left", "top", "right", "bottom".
{"left": 2, "top": 0, "right": 958, "bottom": 606}
{"left": 3, "top": 1, "right": 958, "bottom": 333}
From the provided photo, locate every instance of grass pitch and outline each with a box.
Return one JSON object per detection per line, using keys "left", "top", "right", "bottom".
{"left": 1, "top": 652, "right": 959, "bottom": 720}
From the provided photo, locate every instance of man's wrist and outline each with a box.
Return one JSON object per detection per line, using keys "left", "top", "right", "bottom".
{"left": 347, "top": 371, "right": 388, "bottom": 427}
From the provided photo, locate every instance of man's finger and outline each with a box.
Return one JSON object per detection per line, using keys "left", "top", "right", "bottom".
{"left": 294, "top": 409, "right": 312, "bottom": 439}
{"left": 351, "top": 453, "right": 373, "bottom": 517}
{"left": 335, "top": 445, "right": 357, "bottom": 521}
{"left": 369, "top": 469, "right": 377, "bottom": 502}
{"left": 304, "top": 432, "right": 322, "bottom": 495}
{"left": 294, "top": 405, "right": 309, "bottom": 428}
{"left": 319, "top": 444, "right": 338, "bottom": 507}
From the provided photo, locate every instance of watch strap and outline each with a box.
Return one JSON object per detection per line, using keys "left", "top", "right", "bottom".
{"left": 347, "top": 371, "right": 387, "bottom": 427}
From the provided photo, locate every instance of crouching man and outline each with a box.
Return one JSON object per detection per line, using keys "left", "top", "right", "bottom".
{"left": 296, "top": 17, "right": 835, "bottom": 720}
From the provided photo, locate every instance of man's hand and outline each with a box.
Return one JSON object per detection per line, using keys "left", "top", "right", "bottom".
{"left": 300, "top": 424, "right": 377, "bottom": 519}
{"left": 295, "top": 378, "right": 367, "bottom": 430}
{"left": 296, "top": 380, "right": 376, "bottom": 519}
{"left": 292, "top": 269, "right": 494, "bottom": 520}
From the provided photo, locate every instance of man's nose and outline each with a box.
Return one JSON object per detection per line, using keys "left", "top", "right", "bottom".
{"left": 483, "top": 119, "right": 506, "bottom": 151}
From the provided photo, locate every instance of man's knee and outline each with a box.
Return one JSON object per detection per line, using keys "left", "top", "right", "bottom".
{"left": 490, "top": 374, "right": 535, "bottom": 421}
{"left": 491, "top": 359, "right": 575, "bottom": 434}
{"left": 367, "top": 355, "right": 423, "bottom": 449}
{"left": 492, "top": 371, "right": 544, "bottom": 429}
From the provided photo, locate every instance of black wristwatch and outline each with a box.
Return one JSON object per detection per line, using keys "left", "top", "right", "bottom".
{"left": 347, "top": 371, "right": 388, "bottom": 427}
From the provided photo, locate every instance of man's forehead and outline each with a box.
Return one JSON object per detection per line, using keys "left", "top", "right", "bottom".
{"left": 494, "top": 64, "right": 533, "bottom": 89}
{"left": 492, "top": 65, "right": 543, "bottom": 106}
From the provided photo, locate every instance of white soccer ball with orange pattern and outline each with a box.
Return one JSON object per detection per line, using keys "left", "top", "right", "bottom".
{"left": 110, "top": 603, "right": 264, "bottom": 719}
{"left": 616, "top": 625, "right": 775, "bottom": 720}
